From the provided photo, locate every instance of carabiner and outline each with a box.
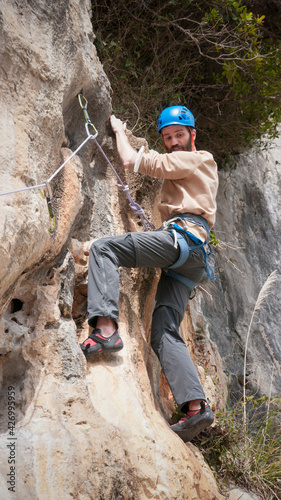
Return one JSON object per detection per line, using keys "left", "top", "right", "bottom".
{"left": 78, "top": 93, "right": 91, "bottom": 122}
{"left": 78, "top": 93, "right": 88, "bottom": 110}
{"left": 78, "top": 93, "right": 98, "bottom": 139}
{"left": 39, "top": 183, "right": 56, "bottom": 236}
{"left": 85, "top": 121, "right": 98, "bottom": 139}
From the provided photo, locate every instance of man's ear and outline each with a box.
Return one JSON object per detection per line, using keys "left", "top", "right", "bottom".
{"left": 190, "top": 128, "right": 196, "bottom": 151}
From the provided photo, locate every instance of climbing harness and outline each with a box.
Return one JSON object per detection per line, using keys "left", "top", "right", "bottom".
{"left": 162, "top": 213, "right": 216, "bottom": 292}
{"left": 78, "top": 94, "right": 154, "bottom": 231}
{"left": 0, "top": 94, "right": 154, "bottom": 234}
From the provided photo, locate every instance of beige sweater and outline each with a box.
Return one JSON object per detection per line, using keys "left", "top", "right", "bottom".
{"left": 128, "top": 149, "right": 218, "bottom": 241}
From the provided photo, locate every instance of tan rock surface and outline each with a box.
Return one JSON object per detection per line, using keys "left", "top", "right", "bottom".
{"left": 0, "top": 1, "right": 226, "bottom": 499}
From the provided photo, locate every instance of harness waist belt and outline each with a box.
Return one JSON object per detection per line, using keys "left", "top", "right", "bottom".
{"left": 162, "top": 213, "right": 215, "bottom": 290}
{"left": 163, "top": 212, "right": 210, "bottom": 240}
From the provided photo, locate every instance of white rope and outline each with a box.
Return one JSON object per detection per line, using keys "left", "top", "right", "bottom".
{"left": 0, "top": 133, "right": 94, "bottom": 197}
{"left": 0, "top": 92, "right": 155, "bottom": 232}
{"left": 47, "top": 133, "right": 94, "bottom": 183}
{"left": 0, "top": 182, "right": 47, "bottom": 197}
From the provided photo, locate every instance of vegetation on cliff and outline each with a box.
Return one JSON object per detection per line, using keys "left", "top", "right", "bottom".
{"left": 91, "top": 0, "right": 281, "bottom": 162}
{"left": 196, "top": 269, "right": 281, "bottom": 499}
{"left": 195, "top": 395, "right": 281, "bottom": 500}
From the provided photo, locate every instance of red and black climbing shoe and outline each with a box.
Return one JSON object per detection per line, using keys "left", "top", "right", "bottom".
{"left": 80, "top": 329, "right": 124, "bottom": 358}
{"left": 170, "top": 401, "right": 214, "bottom": 442}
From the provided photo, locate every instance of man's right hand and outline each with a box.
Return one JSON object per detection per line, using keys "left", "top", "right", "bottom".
{"left": 110, "top": 115, "right": 127, "bottom": 134}
{"left": 109, "top": 115, "right": 136, "bottom": 168}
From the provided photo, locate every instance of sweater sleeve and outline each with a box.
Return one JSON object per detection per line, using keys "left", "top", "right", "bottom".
{"left": 128, "top": 150, "right": 215, "bottom": 180}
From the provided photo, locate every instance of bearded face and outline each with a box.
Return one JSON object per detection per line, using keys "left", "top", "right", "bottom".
{"left": 161, "top": 125, "right": 196, "bottom": 153}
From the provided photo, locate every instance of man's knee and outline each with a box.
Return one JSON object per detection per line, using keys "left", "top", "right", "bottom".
{"left": 90, "top": 237, "right": 113, "bottom": 259}
{"left": 91, "top": 236, "right": 111, "bottom": 251}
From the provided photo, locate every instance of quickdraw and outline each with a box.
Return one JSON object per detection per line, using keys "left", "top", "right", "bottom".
{"left": 0, "top": 94, "right": 155, "bottom": 234}
{"left": 39, "top": 182, "right": 56, "bottom": 235}
{"left": 78, "top": 93, "right": 155, "bottom": 231}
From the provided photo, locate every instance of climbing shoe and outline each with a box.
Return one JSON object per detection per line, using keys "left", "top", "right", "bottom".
{"left": 170, "top": 401, "right": 214, "bottom": 442}
{"left": 80, "top": 329, "right": 124, "bottom": 357}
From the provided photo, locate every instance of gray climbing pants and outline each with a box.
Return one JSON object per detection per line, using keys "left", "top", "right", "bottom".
{"left": 87, "top": 229, "right": 206, "bottom": 408}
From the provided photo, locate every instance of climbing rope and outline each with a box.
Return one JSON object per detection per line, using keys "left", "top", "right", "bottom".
{"left": 0, "top": 111, "right": 94, "bottom": 234}
{"left": 0, "top": 94, "right": 154, "bottom": 233}
{"left": 0, "top": 133, "right": 93, "bottom": 199}
{"left": 78, "top": 94, "right": 155, "bottom": 231}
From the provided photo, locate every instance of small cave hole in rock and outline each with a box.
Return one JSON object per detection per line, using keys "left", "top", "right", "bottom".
{"left": 10, "top": 298, "right": 24, "bottom": 313}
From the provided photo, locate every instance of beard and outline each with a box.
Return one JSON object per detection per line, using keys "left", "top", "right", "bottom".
{"left": 164, "top": 137, "right": 192, "bottom": 153}
{"left": 172, "top": 141, "right": 191, "bottom": 152}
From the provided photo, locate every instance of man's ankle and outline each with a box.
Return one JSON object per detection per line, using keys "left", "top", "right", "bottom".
{"left": 96, "top": 317, "right": 116, "bottom": 338}
{"left": 188, "top": 399, "right": 204, "bottom": 411}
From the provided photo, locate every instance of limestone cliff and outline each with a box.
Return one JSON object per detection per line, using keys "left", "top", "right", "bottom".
{"left": 0, "top": 1, "right": 225, "bottom": 499}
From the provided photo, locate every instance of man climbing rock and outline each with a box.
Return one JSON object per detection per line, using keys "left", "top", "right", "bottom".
{"left": 80, "top": 105, "right": 218, "bottom": 442}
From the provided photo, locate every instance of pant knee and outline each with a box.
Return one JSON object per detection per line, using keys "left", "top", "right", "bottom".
{"left": 91, "top": 237, "right": 111, "bottom": 253}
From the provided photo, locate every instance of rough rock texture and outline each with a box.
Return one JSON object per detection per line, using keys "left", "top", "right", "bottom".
{"left": 191, "top": 138, "right": 281, "bottom": 401}
{"left": 0, "top": 1, "right": 225, "bottom": 499}
{"left": 0, "top": 0, "right": 110, "bottom": 314}
{"left": 228, "top": 488, "right": 261, "bottom": 500}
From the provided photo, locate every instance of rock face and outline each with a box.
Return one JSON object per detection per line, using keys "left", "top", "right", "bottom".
{"left": 0, "top": 0, "right": 110, "bottom": 312}
{"left": 0, "top": 1, "right": 225, "bottom": 499}
{"left": 191, "top": 141, "right": 281, "bottom": 401}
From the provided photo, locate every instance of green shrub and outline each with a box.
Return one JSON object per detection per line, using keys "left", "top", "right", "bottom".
{"left": 91, "top": 0, "right": 281, "bottom": 163}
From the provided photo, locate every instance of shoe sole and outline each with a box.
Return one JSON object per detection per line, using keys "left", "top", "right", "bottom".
{"left": 81, "top": 342, "right": 124, "bottom": 357}
{"left": 171, "top": 410, "right": 214, "bottom": 442}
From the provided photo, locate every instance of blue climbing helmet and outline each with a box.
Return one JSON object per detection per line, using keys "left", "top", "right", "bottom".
{"left": 157, "top": 105, "right": 195, "bottom": 133}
